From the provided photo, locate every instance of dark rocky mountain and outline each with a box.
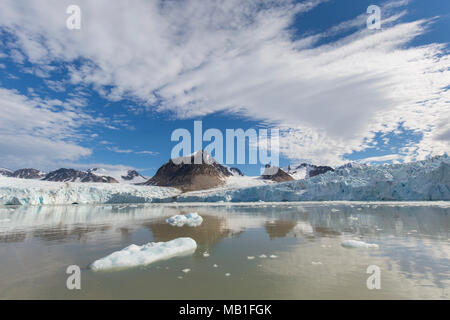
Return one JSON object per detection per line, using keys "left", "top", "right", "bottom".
{"left": 308, "top": 165, "right": 334, "bottom": 177}
{"left": 43, "top": 168, "right": 118, "bottom": 183}
{"left": 262, "top": 165, "right": 295, "bottom": 182}
{"left": 144, "top": 150, "right": 232, "bottom": 192}
{"left": 0, "top": 168, "right": 13, "bottom": 177}
{"left": 121, "top": 170, "right": 147, "bottom": 181}
{"left": 11, "top": 168, "right": 46, "bottom": 179}
{"left": 228, "top": 167, "right": 244, "bottom": 176}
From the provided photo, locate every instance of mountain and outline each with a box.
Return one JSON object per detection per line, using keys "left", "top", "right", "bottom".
{"left": 0, "top": 168, "right": 13, "bottom": 177}
{"left": 88, "top": 168, "right": 147, "bottom": 184}
{"left": 43, "top": 168, "right": 119, "bottom": 183}
{"left": 11, "top": 168, "right": 46, "bottom": 179}
{"left": 228, "top": 167, "right": 244, "bottom": 176}
{"left": 144, "top": 150, "right": 233, "bottom": 191}
{"left": 285, "top": 163, "right": 334, "bottom": 179}
{"left": 262, "top": 165, "right": 295, "bottom": 182}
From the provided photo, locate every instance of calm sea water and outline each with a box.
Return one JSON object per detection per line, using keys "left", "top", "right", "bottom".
{"left": 0, "top": 202, "right": 448, "bottom": 299}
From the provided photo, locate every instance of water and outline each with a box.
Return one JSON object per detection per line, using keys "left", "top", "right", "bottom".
{"left": 0, "top": 202, "right": 448, "bottom": 299}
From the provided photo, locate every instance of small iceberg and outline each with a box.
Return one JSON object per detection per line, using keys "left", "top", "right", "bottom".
{"left": 341, "top": 240, "right": 379, "bottom": 249}
{"left": 166, "top": 212, "right": 203, "bottom": 227}
{"left": 90, "top": 237, "right": 197, "bottom": 271}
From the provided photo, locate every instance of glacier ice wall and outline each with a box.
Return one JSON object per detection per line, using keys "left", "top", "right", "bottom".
{"left": 175, "top": 156, "right": 450, "bottom": 202}
{"left": 0, "top": 178, "right": 179, "bottom": 205}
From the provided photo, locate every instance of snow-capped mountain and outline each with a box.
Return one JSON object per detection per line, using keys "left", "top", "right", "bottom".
{"left": 262, "top": 165, "right": 294, "bottom": 182}
{"left": 43, "top": 168, "right": 119, "bottom": 183}
{"left": 285, "top": 163, "right": 334, "bottom": 179}
{"left": 0, "top": 168, "right": 13, "bottom": 177}
{"left": 11, "top": 168, "right": 46, "bottom": 179}
{"left": 1, "top": 166, "right": 147, "bottom": 184}
{"left": 228, "top": 167, "right": 244, "bottom": 176}
{"left": 145, "top": 150, "right": 233, "bottom": 191}
{"left": 88, "top": 168, "right": 148, "bottom": 184}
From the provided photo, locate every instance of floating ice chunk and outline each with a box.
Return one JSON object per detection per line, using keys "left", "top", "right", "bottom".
{"left": 225, "top": 273, "right": 231, "bottom": 277}
{"left": 312, "top": 261, "right": 323, "bottom": 265}
{"left": 269, "top": 255, "right": 278, "bottom": 259}
{"left": 341, "top": 240, "right": 379, "bottom": 249}
{"left": 203, "top": 252, "right": 210, "bottom": 257}
{"left": 259, "top": 254, "right": 267, "bottom": 258}
{"left": 177, "top": 276, "right": 183, "bottom": 279}
{"left": 348, "top": 216, "right": 359, "bottom": 221}
{"left": 166, "top": 213, "right": 203, "bottom": 227}
{"left": 182, "top": 268, "right": 191, "bottom": 273}
{"left": 90, "top": 237, "right": 197, "bottom": 271}
{"left": 247, "top": 256, "right": 255, "bottom": 260}
{"left": 331, "top": 208, "right": 340, "bottom": 212}
{"left": 213, "top": 264, "right": 218, "bottom": 268}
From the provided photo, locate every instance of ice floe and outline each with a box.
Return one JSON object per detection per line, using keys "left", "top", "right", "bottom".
{"left": 166, "top": 213, "right": 203, "bottom": 227}
{"left": 90, "top": 237, "right": 197, "bottom": 271}
{"left": 341, "top": 240, "right": 379, "bottom": 249}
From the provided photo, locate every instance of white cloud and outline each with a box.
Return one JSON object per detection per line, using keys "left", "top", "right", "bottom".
{"left": 136, "top": 150, "right": 159, "bottom": 156}
{"left": 0, "top": 88, "right": 93, "bottom": 169}
{"left": 0, "top": 0, "right": 448, "bottom": 165}
{"left": 358, "top": 154, "right": 400, "bottom": 163}
{"left": 106, "top": 146, "right": 133, "bottom": 154}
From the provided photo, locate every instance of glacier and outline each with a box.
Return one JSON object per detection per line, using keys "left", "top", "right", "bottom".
{"left": 0, "top": 177, "right": 179, "bottom": 205}
{"left": 174, "top": 155, "right": 450, "bottom": 202}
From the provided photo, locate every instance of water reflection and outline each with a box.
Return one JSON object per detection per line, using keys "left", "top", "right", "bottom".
{"left": 0, "top": 203, "right": 448, "bottom": 243}
{"left": 0, "top": 202, "right": 448, "bottom": 299}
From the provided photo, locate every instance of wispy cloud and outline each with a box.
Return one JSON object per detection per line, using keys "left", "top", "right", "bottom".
{"left": 106, "top": 146, "right": 133, "bottom": 154}
{"left": 136, "top": 150, "right": 159, "bottom": 156}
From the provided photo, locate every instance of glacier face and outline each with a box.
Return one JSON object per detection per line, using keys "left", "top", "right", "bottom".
{"left": 0, "top": 177, "right": 179, "bottom": 205}
{"left": 175, "top": 156, "right": 450, "bottom": 202}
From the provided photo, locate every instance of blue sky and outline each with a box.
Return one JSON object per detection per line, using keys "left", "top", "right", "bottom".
{"left": 0, "top": 0, "right": 449, "bottom": 176}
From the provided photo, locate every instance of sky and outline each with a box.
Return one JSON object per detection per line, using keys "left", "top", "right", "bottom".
{"left": 0, "top": 0, "right": 449, "bottom": 176}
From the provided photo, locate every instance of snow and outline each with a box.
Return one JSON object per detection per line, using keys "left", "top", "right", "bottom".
{"left": 0, "top": 176, "right": 179, "bottom": 205}
{"left": 172, "top": 150, "right": 217, "bottom": 165}
{"left": 88, "top": 168, "right": 148, "bottom": 184}
{"left": 166, "top": 212, "right": 203, "bottom": 227}
{"left": 288, "top": 167, "right": 307, "bottom": 180}
{"left": 341, "top": 240, "right": 379, "bottom": 249}
{"left": 175, "top": 155, "right": 450, "bottom": 202}
{"left": 90, "top": 237, "right": 197, "bottom": 271}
